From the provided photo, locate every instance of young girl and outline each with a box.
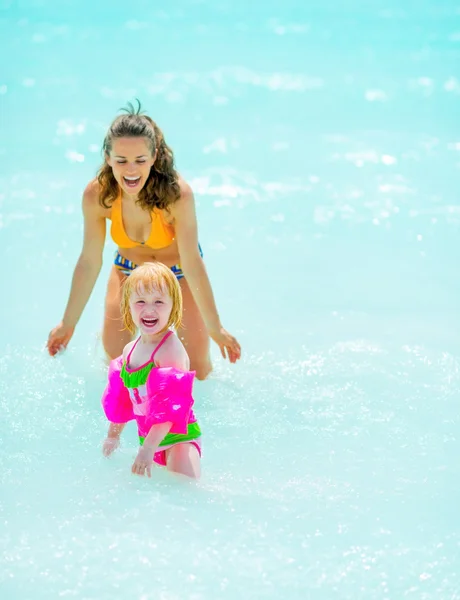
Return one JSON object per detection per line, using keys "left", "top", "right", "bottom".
{"left": 101, "top": 261, "right": 201, "bottom": 479}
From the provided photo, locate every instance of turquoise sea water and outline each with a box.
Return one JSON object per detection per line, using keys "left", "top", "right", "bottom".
{"left": 1, "top": 1, "right": 460, "bottom": 598}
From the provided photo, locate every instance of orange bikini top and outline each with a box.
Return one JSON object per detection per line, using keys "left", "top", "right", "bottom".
{"left": 108, "top": 190, "right": 175, "bottom": 250}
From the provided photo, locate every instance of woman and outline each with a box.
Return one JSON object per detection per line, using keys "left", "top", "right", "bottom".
{"left": 47, "top": 101, "right": 241, "bottom": 379}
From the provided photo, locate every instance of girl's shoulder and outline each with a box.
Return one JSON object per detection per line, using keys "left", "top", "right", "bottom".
{"left": 155, "top": 331, "right": 190, "bottom": 371}
{"left": 122, "top": 339, "right": 137, "bottom": 362}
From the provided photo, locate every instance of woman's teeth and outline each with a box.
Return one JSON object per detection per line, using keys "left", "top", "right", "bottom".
{"left": 123, "top": 176, "right": 141, "bottom": 188}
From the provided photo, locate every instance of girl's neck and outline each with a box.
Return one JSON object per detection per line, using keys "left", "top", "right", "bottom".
{"left": 138, "top": 331, "right": 166, "bottom": 345}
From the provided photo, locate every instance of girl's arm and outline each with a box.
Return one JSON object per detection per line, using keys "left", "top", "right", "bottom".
{"left": 131, "top": 421, "right": 172, "bottom": 477}
{"left": 170, "top": 182, "right": 241, "bottom": 363}
{"left": 102, "top": 342, "right": 134, "bottom": 457}
{"left": 102, "top": 422, "right": 127, "bottom": 457}
{"left": 106, "top": 422, "right": 127, "bottom": 439}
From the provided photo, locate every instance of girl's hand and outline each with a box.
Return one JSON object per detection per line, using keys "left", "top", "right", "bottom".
{"left": 209, "top": 327, "right": 241, "bottom": 363}
{"left": 102, "top": 436, "right": 120, "bottom": 457}
{"left": 132, "top": 445, "right": 155, "bottom": 477}
{"left": 47, "top": 322, "right": 75, "bottom": 356}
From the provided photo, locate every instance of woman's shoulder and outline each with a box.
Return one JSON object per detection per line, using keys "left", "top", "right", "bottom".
{"left": 167, "top": 176, "right": 194, "bottom": 215}
{"left": 82, "top": 179, "right": 110, "bottom": 215}
{"left": 177, "top": 175, "right": 193, "bottom": 200}
{"left": 82, "top": 178, "right": 101, "bottom": 206}
{"left": 84, "top": 178, "right": 101, "bottom": 197}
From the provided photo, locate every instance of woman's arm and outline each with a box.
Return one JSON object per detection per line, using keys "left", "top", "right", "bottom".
{"left": 171, "top": 182, "right": 241, "bottom": 363}
{"left": 47, "top": 183, "right": 106, "bottom": 356}
{"left": 62, "top": 185, "right": 106, "bottom": 326}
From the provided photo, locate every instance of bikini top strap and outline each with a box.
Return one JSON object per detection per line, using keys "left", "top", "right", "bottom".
{"left": 111, "top": 186, "right": 121, "bottom": 209}
{"left": 150, "top": 330, "right": 174, "bottom": 363}
{"left": 126, "top": 336, "right": 141, "bottom": 364}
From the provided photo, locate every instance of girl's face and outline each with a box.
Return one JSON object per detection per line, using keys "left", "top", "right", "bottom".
{"left": 129, "top": 283, "right": 173, "bottom": 336}
{"left": 106, "top": 137, "right": 156, "bottom": 196}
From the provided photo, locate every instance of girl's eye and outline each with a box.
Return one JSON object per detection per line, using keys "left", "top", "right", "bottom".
{"left": 136, "top": 300, "right": 145, "bottom": 305}
{"left": 155, "top": 301, "right": 163, "bottom": 305}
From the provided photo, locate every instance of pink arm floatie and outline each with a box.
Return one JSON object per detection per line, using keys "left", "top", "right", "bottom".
{"left": 101, "top": 356, "right": 135, "bottom": 424}
{"left": 145, "top": 367, "right": 196, "bottom": 435}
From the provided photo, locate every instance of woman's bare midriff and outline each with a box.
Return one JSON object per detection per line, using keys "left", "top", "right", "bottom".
{"left": 115, "top": 239, "right": 182, "bottom": 268}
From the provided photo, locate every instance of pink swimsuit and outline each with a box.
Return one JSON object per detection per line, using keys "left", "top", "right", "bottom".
{"left": 101, "top": 330, "right": 202, "bottom": 466}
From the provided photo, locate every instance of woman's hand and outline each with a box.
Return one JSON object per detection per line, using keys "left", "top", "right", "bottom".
{"left": 209, "top": 326, "right": 241, "bottom": 363}
{"left": 47, "top": 322, "right": 75, "bottom": 356}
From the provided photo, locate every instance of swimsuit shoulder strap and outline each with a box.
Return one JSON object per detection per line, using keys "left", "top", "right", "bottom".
{"left": 126, "top": 337, "right": 141, "bottom": 365}
{"left": 110, "top": 186, "right": 122, "bottom": 211}
{"left": 150, "top": 330, "right": 174, "bottom": 363}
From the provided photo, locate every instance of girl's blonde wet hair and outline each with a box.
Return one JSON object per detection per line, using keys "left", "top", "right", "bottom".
{"left": 120, "top": 262, "right": 183, "bottom": 335}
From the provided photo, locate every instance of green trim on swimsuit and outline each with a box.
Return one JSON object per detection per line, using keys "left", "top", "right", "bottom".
{"left": 120, "top": 361, "right": 154, "bottom": 388}
{"left": 139, "top": 421, "right": 202, "bottom": 447}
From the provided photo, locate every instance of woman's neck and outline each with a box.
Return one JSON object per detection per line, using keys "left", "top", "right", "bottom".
{"left": 121, "top": 190, "right": 139, "bottom": 204}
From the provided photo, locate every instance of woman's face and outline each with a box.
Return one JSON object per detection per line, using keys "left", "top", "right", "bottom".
{"left": 106, "top": 136, "right": 156, "bottom": 196}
